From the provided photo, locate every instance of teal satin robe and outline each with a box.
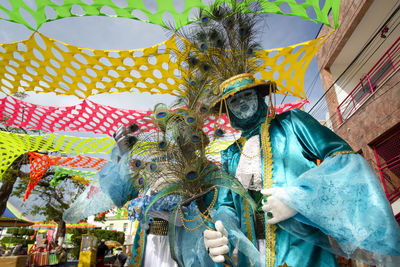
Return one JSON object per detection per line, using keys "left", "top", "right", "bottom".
{"left": 65, "top": 108, "right": 400, "bottom": 266}
{"left": 218, "top": 109, "right": 400, "bottom": 266}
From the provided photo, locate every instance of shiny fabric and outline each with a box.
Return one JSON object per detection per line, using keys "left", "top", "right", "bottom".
{"left": 235, "top": 134, "right": 262, "bottom": 190}
{"left": 127, "top": 194, "right": 198, "bottom": 228}
{"left": 99, "top": 147, "right": 137, "bottom": 207}
{"left": 129, "top": 190, "right": 263, "bottom": 267}
{"left": 63, "top": 147, "right": 132, "bottom": 223}
{"left": 173, "top": 201, "right": 263, "bottom": 267}
{"left": 143, "top": 234, "right": 178, "bottom": 267}
{"left": 220, "top": 108, "right": 400, "bottom": 266}
{"left": 78, "top": 147, "right": 260, "bottom": 266}
{"left": 277, "top": 153, "right": 400, "bottom": 265}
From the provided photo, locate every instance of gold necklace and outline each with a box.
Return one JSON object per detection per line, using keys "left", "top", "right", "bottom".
{"left": 178, "top": 186, "right": 218, "bottom": 231}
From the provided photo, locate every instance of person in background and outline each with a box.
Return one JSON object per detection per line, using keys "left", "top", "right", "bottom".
{"left": 115, "top": 247, "right": 127, "bottom": 267}
{"left": 96, "top": 239, "right": 108, "bottom": 267}
{"left": 55, "top": 245, "right": 67, "bottom": 265}
{"left": 11, "top": 241, "right": 27, "bottom": 256}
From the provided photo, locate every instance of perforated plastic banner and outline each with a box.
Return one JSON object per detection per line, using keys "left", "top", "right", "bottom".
{"left": 0, "top": 96, "right": 155, "bottom": 136}
{"left": 254, "top": 32, "right": 331, "bottom": 99}
{"left": 54, "top": 166, "right": 97, "bottom": 180}
{"left": 25, "top": 151, "right": 106, "bottom": 201}
{"left": 0, "top": 32, "right": 330, "bottom": 99}
{"left": 0, "top": 33, "right": 184, "bottom": 97}
{"left": 0, "top": 0, "right": 339, "bottom": 31}
{"left": 31, "top": 221, "right": 99, "bottom": 228}
{"left": 0, "top": 131, "right": 113, "bottom": 178}
{"left": 274, "top": 99, "right": 309, "bottom": 113}
{"left": 0, "top": 96, "right": 308, "bottom": 136}
{"left": 207, "top": 139, "right": 236, "bottom": 155}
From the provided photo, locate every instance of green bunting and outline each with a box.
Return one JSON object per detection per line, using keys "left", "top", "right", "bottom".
{"left": 0, "top": 0, "right": 340, "bottom": 31}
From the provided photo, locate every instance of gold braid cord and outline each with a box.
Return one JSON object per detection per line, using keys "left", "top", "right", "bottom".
{"left": 243, "top": 199, "right": 255, "bottom": 242}
{"left": 131, "top": 228, "right": 145, "bottom": 267}
{"left": 261, "top": 118, "right": 277, "bottom": 267}
{"left": 329, "top": 150, "right": 355, "bottom": 157}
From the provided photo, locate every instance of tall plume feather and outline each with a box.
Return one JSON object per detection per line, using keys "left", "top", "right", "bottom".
{"left": 176, "top": 0, "right": 264, "bottom": 88}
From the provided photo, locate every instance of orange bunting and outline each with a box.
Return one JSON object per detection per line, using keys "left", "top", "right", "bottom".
{"left": 24, "top": 152, "right": 106, "bottom": 201}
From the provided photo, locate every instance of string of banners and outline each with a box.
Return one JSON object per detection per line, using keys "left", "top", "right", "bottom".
{"left": 0, "top": 96, "right": 308, "bottom": 136}
{"left": 0, "top": 32, "right": 330, "bottom": 99}
{"left": 0, "top": 0, "right": 339, "bottom": 31}
{"left": 24, "top": 152, "right": 106, "bottom": 201}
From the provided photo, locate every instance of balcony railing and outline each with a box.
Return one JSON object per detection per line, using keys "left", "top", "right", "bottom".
{"left": 373, "top": 127, "right": 400, "bottom": 223}
{"left": 337, "top": 36, "right": 400, "bottom": 124}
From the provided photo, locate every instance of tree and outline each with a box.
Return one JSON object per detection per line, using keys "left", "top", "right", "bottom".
{"left": 0, "top": 154, "right": 29, "bottom": 215}
{"left": 12, "top": 170, "right": 86, "bottom": 245}
{"left": 0, "top": 91, "right": 31, "bottom": 215}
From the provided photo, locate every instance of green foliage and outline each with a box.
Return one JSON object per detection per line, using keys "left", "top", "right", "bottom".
{"left": 94, "top": 213, "right": 106, "bottom": 222}
{"left": 2, "top": 228, "right": 35, "bottom": 247}
{"left": 6, "top": 228, "right": 35, "bottom": 236}
{"left": 67, "top": 228, "right": 125, "bottom": 259}
{"left": 89, "top": 229, "right": 125, "bottom": 244}
{"left": 12, "top": 167, "right": 86, "bottom": 241}
{"left": 0, "top": 236, "right": 34, "bottom": 246}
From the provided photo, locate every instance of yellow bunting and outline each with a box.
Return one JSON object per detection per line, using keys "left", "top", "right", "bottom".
{"left": 0, "top": 33, "right": 184, "bottom": 97}
{"left": 254, "top": 32, "right": 332, "bottom": 99}
{"left": 0, "top": 130, "right": 227, "bottom": 180}
{"left": 0, "top": 32, "right": 332, "bottom": 99}
{"left": 71, "top": 176, "right": 92, "bottom": 185}
{"left": 206, "top": 139, "right": 234, "bottom": 155}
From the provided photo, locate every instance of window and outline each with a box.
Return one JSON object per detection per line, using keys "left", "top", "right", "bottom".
{"left": 338, "top": 37, "right": 399, "bottom": 123}
{"left": 123, "top": 223, "right": 128, "bottom": 233}
{"left": 372, "top": 124, "right": 400, "bottom": 222}
{"left": 354, "top": 60, "right": 393, "bottom": 104}
{"left": 109, "top": 223, "right": 114, "bottom": 230}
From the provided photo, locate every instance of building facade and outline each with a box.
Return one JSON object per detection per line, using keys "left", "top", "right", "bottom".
{"left": 87, "top": 209, "right": 137, "bottom": 246}
{"left": 314, "top": 0, "right": 400, "bottom": 222}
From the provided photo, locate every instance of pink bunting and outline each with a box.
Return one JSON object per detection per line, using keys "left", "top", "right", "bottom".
{"left": 275, "top": 99, "right": 310, "bottom": 114}
{"left": 0, "top": 96, "right": 308, "bottom": 137}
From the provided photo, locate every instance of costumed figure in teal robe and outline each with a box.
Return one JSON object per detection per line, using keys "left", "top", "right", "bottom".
{"left": 201, "top": 73, "right": 400, "bottom": 267}
{"left": 63, "top": 1, "right": 400, "bottom": 266}
{"left": 174, "top": 2, "right": 400, "bottom": 266}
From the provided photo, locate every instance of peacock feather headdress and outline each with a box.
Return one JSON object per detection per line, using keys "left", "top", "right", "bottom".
{"left": 125, "top": 71, "right": 256, "bottom": 221}
{"left": 175, "top": 0, "right": 277, "bottom": 114}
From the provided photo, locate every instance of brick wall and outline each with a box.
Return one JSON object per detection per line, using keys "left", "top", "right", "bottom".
{"left": 317, "top": 0, "right": 373, "bottom": 70}
{"left": 315, "top": 0, "right": 373, "bottom": 126}
{"left": 334, "top": 71, "right": 400, "bottom": 176}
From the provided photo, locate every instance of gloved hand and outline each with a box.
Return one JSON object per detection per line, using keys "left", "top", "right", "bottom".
{"left": 261, "top": 188, "right": 297, "bottom": 224}
{"left": 203, "top": 220, "right": 229, "bottom": 263}
{"left": 113, "top": 124, "right": 139, "bottom": 156}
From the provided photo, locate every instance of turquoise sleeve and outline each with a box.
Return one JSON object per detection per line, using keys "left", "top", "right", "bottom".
{"left": 289, "top": 109, "right": 353, "bottom": 160}
{"left": 277, "top": 153, "right": 400, "bottom": 264}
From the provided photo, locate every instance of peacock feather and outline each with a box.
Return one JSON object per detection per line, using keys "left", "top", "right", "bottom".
{"left": 175, "top": 0, "right": 264, "bottom": 90}
{"left": 126, "top": 0, "right": 261, "bottom": 235}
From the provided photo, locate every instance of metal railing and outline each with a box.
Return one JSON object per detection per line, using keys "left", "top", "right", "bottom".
{"left": 337, "top": 36, "right": 400, "bottom": 124}
{"left": 373, "top": 128, "right": 400, "bottom": 222}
